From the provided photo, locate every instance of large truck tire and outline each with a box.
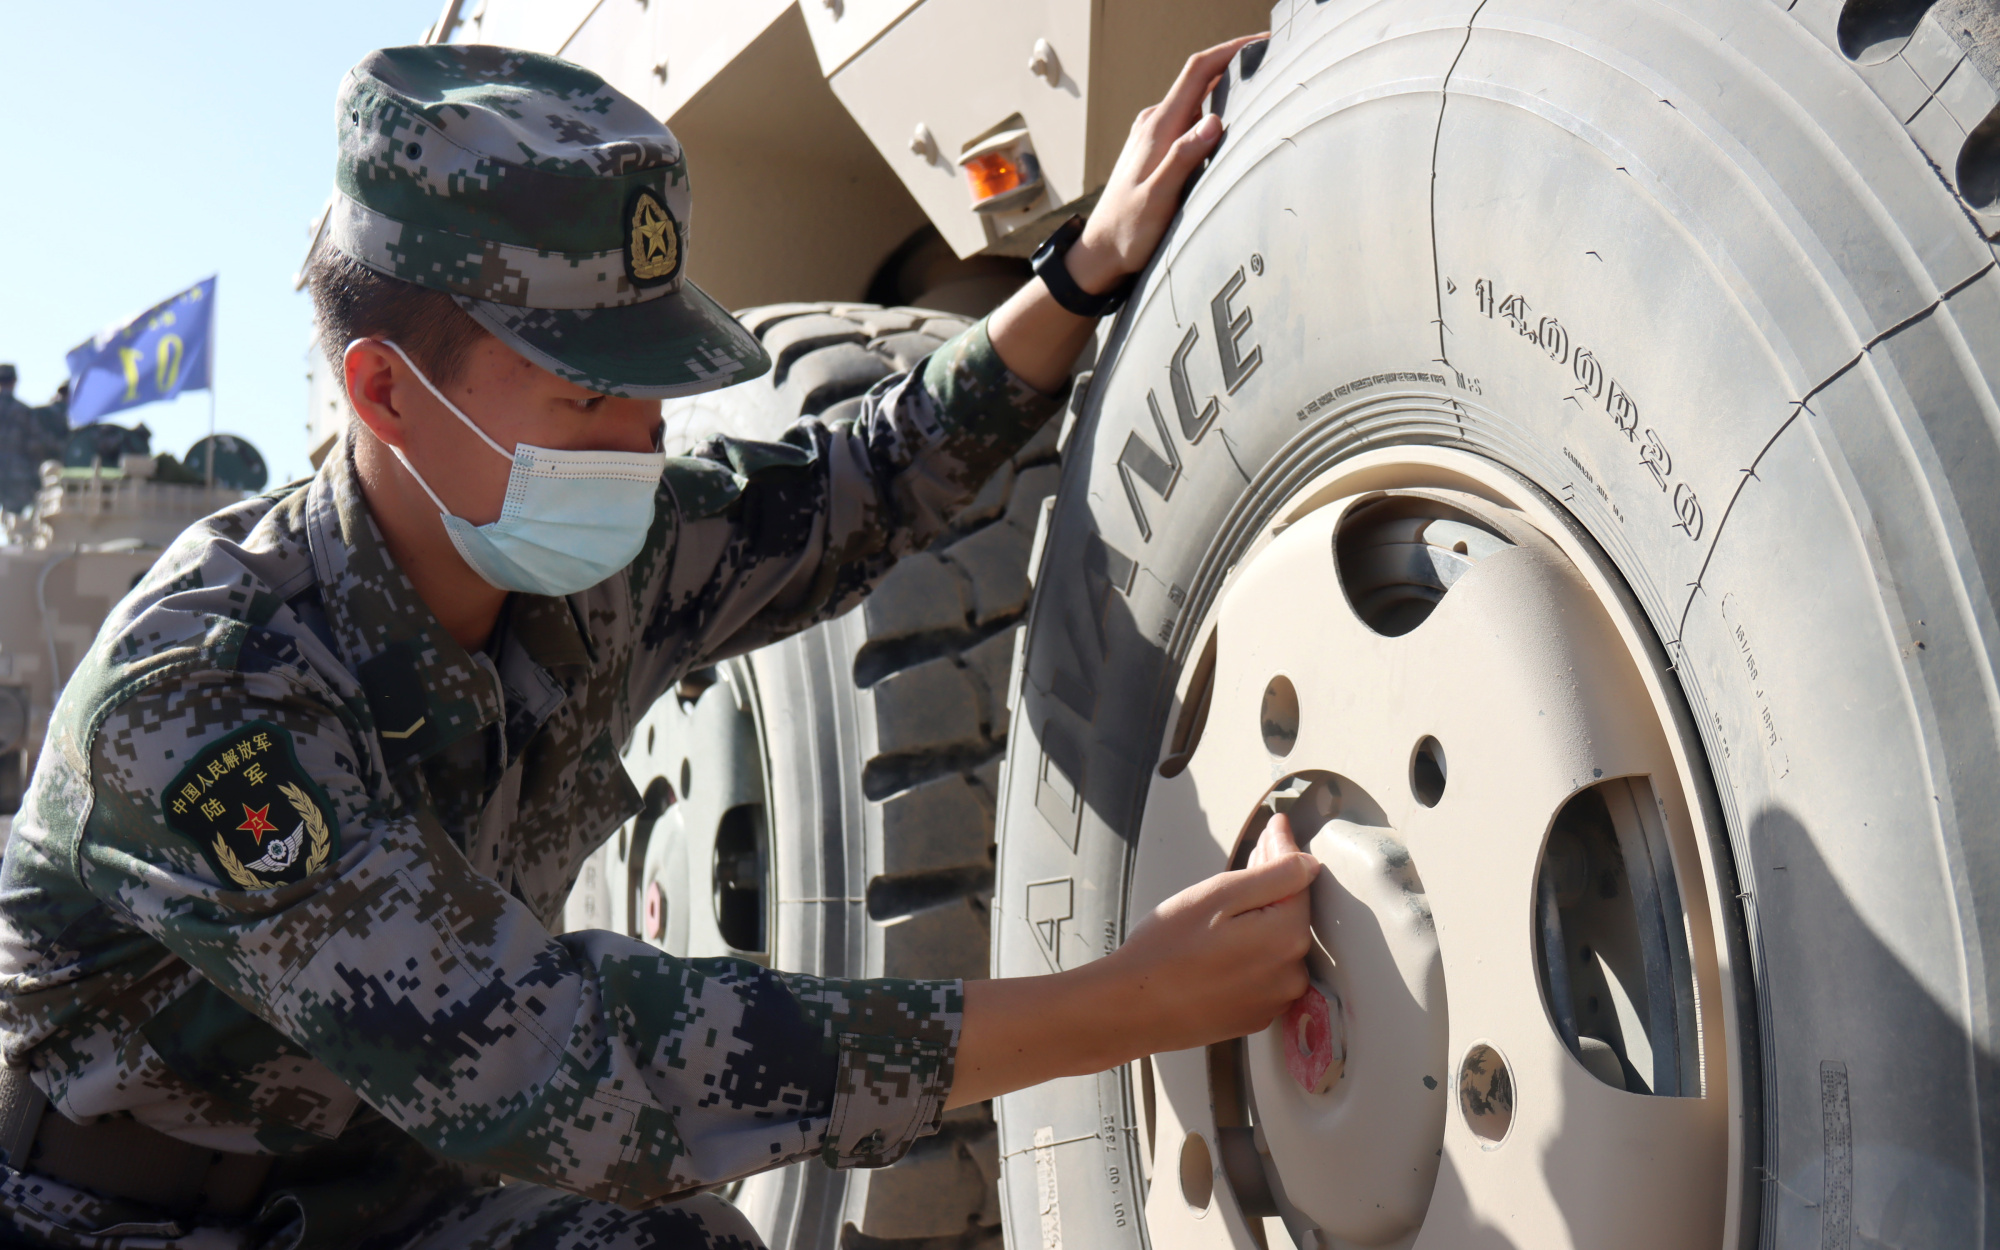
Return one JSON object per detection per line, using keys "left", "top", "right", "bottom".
{"left": 565, "top": 302, "right": 1063, "bottom": 1250}
{"left": 991, "top": 3, "right": 2000, "bottom": 1250}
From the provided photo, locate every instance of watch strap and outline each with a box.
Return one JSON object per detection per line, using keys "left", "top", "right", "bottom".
{"left": 1032, "top": 216, "right": 1131, "bottom": 317}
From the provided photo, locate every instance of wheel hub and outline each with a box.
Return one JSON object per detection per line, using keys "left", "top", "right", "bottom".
{"left": 1129, "top": 469, "right": 1730, "bottom": 1249}
{"left": 1238, "top": 781, "right": 1448, "bottom": 1245}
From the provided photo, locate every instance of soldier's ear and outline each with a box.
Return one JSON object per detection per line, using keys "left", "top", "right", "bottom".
{"left": 342, "top": 339, "right": 412, "bottom": 450}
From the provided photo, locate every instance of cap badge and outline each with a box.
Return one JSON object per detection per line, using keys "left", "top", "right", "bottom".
{"left": 627, "top": 188, "right": 679, "bottom": 284}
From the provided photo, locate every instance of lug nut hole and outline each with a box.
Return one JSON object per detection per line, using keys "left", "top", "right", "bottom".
{"left": 1179, "top": 1131, "right": 1214, "bottom": 1210}
{"left": 1261, "top": 675, "right": 1299, "bottom": 756}
{"left": 1333, "top": 495, "right": 1511, "bottom": 636}
{"left": 1458, "top": 1043, "right": 1514, "bottom": 1146}
{"left": 1411, "top": 736, "right": 1446, "bottom": 807}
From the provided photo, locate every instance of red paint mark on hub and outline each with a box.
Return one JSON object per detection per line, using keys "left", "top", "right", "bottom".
{"left": 645, "top": 881, "right": 666, "bottom": 940}
{"left": 1283, "top": 983, "right": 1342, "bottom": 1093}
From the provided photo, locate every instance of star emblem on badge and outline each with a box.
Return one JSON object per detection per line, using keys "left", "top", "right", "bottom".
{"left": 237, "top": 803, "right": 280, "bottom": 845}
{"left": 636, "top": 206, "right": 671, "bottom": 258}
{"left": 627, "top": 190, "right": 679, "bottom": 281}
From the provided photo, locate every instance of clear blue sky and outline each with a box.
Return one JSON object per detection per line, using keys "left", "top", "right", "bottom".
{"left": 1, "top": 2, "right": 441, "bottom": 486}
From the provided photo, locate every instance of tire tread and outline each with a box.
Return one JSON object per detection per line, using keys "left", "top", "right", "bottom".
{"left": 671, "top": 302, "right": 1054, "bottom": 1247}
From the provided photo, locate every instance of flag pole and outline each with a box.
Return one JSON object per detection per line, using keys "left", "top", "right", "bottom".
{"left": 204, "top": 281, "right": 216, "bottom": 493}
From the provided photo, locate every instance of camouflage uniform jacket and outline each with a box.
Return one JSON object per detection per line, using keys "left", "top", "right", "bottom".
{"left": 0, "top": 322, "right": 1060, "bottom": 1206}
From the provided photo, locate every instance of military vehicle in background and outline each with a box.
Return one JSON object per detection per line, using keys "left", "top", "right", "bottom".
{"left": 317, "top": 3, "right": 2000, "bottom": 1249}
{"left": 0, "top": 431, "right": 264, "bottom": 836}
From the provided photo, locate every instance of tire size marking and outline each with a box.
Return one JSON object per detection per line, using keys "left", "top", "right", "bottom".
{"left": 1470, "top": 277, "right": 1704, "bottom": 542}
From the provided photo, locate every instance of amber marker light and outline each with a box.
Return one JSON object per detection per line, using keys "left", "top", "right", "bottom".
{"left": 964, "top": 151, "right": 1025, "bottom": 203}
{"left": 958, "top": 126, "right": 1044, "bottom": 213}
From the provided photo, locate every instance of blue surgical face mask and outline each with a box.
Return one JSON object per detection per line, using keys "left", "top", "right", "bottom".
{"left": 363, "top": 339, "right": 667, "bottom": 597}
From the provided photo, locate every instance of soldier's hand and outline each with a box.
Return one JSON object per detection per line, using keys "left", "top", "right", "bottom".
{"left": 1064, "top": 34, "right": 1267, "bottom": 296}
{"left": 983, "top": 33, "right": 1266, "bottom": 395}
{"left": 948, "top": 814, "right": 1316, "bottom": 1108}
{"left": 1099, "top": 813, "right": 1316, "bottom": 1053}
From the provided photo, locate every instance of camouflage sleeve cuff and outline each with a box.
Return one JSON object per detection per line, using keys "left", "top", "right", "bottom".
{"left": 817, "top": 978, "right": 963, "bottom": 1170}
{"left": 919, "top": 316, "right": 1069, "bottom": 454}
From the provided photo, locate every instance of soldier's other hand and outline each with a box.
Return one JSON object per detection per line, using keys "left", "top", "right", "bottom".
{"left": 1064, "top": 34, "right": 1267, "bottom": 296}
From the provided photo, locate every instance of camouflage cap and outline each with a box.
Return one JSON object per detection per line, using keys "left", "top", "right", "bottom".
{"left": 320, "top": 45, "right": 769, "bottom": 399}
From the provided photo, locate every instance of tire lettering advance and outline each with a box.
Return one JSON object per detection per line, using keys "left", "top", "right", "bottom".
{"left": 1117, "top": 391, "right": 1182, "bottom": 542}
{"left": 1169, "top": 325, "right": 1219, "bottom": 443}
{"left": 1111, "top": 269, "right": 1268, "bottom": 540}
{"left": 1211, "top": 267, "right": 1264, "bottom": 394}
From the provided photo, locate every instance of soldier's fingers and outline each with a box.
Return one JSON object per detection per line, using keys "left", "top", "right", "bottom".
{"left": 1217, "top": 847, "right": 1319, "bottom": 918}
{"left": 1150, "top": 36, "right": 1267, "bottom": 140}
{"left": 1249, "top": 812, "right": 1300, "bottom": 868}
{"left": 1140, "top": 111, "right": 1224, "bottom": 201}
{"left": 1224, "top": 888, "right": 1313, "bottom": 973}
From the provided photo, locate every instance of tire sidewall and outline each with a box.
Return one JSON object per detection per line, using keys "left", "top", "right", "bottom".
{"left": 993, "top": 4, "right": 1998, "bottom": 1247}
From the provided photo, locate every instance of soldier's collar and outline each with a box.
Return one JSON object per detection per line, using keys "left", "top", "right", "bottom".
{"left": 503, "top": 591, "right": 596, "bottom": 675}
{"left": 303, "top": 438, "right": 503, "bottom": 769}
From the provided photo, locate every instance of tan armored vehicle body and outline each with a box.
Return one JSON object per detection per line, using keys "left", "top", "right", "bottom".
{"left": 303, "top": 0, "right": 1264, "bottom": 463}
{"left": 0, "top": 463, "right": 245, "bottom": 833}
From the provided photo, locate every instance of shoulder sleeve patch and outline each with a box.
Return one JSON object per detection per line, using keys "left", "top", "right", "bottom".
{"left": 160, "top": 721, "right": 341, "bottom": 890}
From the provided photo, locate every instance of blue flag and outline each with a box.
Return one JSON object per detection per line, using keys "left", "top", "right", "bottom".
{"left": 65, "top": 277, "right": 216, "bottom": 425}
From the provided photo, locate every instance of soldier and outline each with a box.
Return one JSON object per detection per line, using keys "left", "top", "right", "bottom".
{"left": 0, "top": 38, "right": 1310, "bottom": 1249}
{"left": 0, "top": 366, "right": 65, "bottom": 515}
{"left": 35, "top": 383, "right": 70, "bottom": 444}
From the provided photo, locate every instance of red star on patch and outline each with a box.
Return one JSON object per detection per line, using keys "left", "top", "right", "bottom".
{"left": 236, "top": 803, "right": 279, "bottom": 844}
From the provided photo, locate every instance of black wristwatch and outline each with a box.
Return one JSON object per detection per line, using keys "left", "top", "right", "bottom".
{"left": 1032, "top": 216, "right": 1133, "bottom": 317}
